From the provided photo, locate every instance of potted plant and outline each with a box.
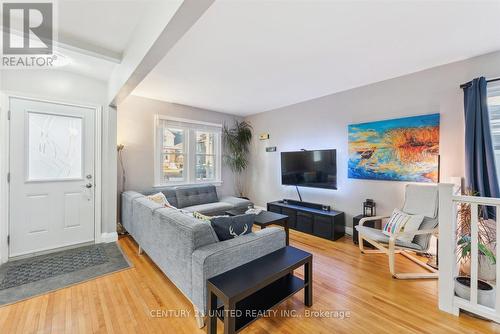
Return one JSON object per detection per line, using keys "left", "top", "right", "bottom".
{"left": 222, "top": 120, "right": 253, "bottom": 198}
{"left": 457, "top": 235, "right": 496, "bottom": 281}
{"left": 456, "top": 190, "right": 496, "bottom": 281}
{"left": 454, "top": 190, "right": 496, "bottom": 307}
{"left": 454, "top": 276, "right": 494, "bottom": 308}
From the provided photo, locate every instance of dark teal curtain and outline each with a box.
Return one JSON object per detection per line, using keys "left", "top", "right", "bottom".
{"left": 463, "top": 77, "right": 500, "bottom": 218}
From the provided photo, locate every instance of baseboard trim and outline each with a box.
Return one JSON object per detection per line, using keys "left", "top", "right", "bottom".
{"left": 101, "top": 232, "right": 118, "bottom": 243}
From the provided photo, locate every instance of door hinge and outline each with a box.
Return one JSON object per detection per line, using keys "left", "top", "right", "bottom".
{"left": 7, "top": 235, "right": 9, "bottom": 246}
{"left": 7, "top": 110, "right": 10, "bottom": 121}
{"left": 6, "top": 173, "right": 10, "bottom": 183}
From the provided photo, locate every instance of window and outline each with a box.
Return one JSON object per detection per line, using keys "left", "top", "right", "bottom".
{"left": 196, "top": 131, "right": 217, "bottom": 181}
{"left": 28, "top": 111, "right": 83, "bottom": 181}
{"left": 155, "top": 116, "right": 222, "bottom": 186}
{"left": 488, "top": 82, "right": 500, "bottom": 178}
{"left": 161, "top": 127, "right": 186, "bottom": 182}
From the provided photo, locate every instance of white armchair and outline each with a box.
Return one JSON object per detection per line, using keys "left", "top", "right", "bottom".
{"left": 355, "top": 184, "right": 439, "bottom": 279}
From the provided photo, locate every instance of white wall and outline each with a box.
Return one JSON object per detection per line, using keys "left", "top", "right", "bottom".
{"left": 1, "top": 70, "right": 107, "bottom": 104}
{"left": 117, "top": 95, "right": 241, "bottom": 196}
{"left": 0, "top": 69, "right": 117, "bottom": 235}
{"left": 245, "top": 51, "right": 500, "bottom": 229}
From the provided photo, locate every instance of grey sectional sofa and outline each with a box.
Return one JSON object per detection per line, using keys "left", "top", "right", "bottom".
{"left": 121, "top": 185, "right": 286, "bottom": 327}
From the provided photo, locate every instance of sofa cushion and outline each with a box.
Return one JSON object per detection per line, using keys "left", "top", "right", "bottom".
{"left": 155, "top": 207, "right": 219, "bottom": 249}
{"left": 175, "top": 185, "right": 218, "bottom": 208}
{"left": 131, "top": 197, "right": 164, "bottom": 244}
{"left": 219, "top": 196, "right": 252, "bottom": 210}
{"left": 210, "top": 214, "right": 255, "bottom": 241}
{"left": 182, "top": 202, "right": 233, "bottom": 216}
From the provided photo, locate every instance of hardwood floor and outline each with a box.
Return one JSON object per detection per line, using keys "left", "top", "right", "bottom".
{"left": 0, "top": 230, "right": 499, "bottom": 334}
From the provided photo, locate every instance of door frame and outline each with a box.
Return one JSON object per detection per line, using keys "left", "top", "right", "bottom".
{"left": 0, "top": 92, "right": 103, "bottom": 263}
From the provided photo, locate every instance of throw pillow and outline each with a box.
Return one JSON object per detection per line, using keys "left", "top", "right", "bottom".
{"left": 382, "top": 209, "right": 424, "bottom": 243}
{"left": 210, "top": 214, "right": 255, "bottom": 241}
{"left": 382, "top": 209, "right": 409, "bottom": 236}
{"left": 193, "top": 211, "right": 212, "bottom": 222}
{"left": 398, "top": 212, "right": 425, "bottom": 243}
{"left": 147, "top": 192, "right": 174, "bottom": 208}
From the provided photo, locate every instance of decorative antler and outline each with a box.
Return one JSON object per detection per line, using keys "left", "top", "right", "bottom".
{"left": 229, "top": 225, "right": 236, "bottom": 237}
{"left": 229, "top": 224, "right": 248, "bottom": 238}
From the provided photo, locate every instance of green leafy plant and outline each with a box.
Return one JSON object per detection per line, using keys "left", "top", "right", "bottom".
{"left": 456, "top": 188, "right": 496, "bottom": 267}
{"left": 222, "top": 120, "right": 253, "bottom": 197}
{"left": 457, "top": 236, "right": 496, "bottom": 265}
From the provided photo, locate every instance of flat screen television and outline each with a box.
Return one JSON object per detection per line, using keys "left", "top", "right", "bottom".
{"left": 281, "top": 149, "right": 337, "bottom": 189}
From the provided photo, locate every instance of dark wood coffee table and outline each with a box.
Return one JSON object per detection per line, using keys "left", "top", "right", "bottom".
{"left": 225, "top": 209, "right": 289, "bottom": 245}
{"left": 207, "top": 246, "right": 312, "bottom": 334}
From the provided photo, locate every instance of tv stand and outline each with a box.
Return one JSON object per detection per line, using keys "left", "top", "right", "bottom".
{"left": 268, "top": 200, "right": 344, "bottom": 241}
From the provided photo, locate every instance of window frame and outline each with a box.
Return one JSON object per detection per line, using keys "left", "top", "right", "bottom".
{"left": 194, "top": 130, "right": 219, "bottom": 182}
{"left": 154, "top": 115, "right": 222, "bottom": 187}
{"left": 159, "top": 126, "right": 188, "bottom": 184}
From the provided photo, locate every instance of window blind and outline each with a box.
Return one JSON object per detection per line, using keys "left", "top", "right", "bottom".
{"left": 488, "top": 83, "right": 500, "bottom": 150}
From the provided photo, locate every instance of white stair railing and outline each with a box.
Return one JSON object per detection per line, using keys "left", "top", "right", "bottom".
{"left": 438, "top": 183, "right": 500, "bottom": 322}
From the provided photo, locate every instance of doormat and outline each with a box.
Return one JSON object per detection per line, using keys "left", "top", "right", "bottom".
{"left": 0, "top": 242, "right": 131, "bottom": 306}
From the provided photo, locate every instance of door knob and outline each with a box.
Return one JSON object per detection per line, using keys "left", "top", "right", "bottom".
{"left": 85, "top": 183, "right": 93, "bottom": 188}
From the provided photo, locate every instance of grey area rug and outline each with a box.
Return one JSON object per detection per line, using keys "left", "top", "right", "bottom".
{"left": 0, "top": 242, "right": 131, "bottom": 306}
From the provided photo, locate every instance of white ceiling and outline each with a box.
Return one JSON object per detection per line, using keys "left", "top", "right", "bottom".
{"left": 55, "top": 0, "right": 152, "bottom": 81}
{"left": 57, "top": 0, "right": 151, "bottom": 60}
{"left": 53, "top": 46, "right": 118, "bottom": 82}
{"left": 132, "top": 0, "right": 500, "bottom": 116}
{"left": 4, "top": 1, "right": 161, "bottom": 81}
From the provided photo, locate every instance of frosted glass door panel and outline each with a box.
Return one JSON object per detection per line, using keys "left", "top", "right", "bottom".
{"left": 27, "top": 111, "right": 83, "bottom": 180}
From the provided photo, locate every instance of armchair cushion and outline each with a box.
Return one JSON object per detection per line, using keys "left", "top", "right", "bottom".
{"left": 402, "top": 184, "right": 438, "bottom": 218}
{"left": 356, "top": 225, "right": 423, "bottom": 251}
{"left": 412, "top": 217, "right": 438, "bottom": 250}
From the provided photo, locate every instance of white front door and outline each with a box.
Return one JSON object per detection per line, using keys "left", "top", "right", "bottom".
{"left": 9, "top": 97, "right": 95, "bottom": 257}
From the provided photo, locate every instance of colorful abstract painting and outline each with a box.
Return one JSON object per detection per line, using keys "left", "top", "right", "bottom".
{"left": 348, "top": 114, "right": 440, "bottom": 183}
